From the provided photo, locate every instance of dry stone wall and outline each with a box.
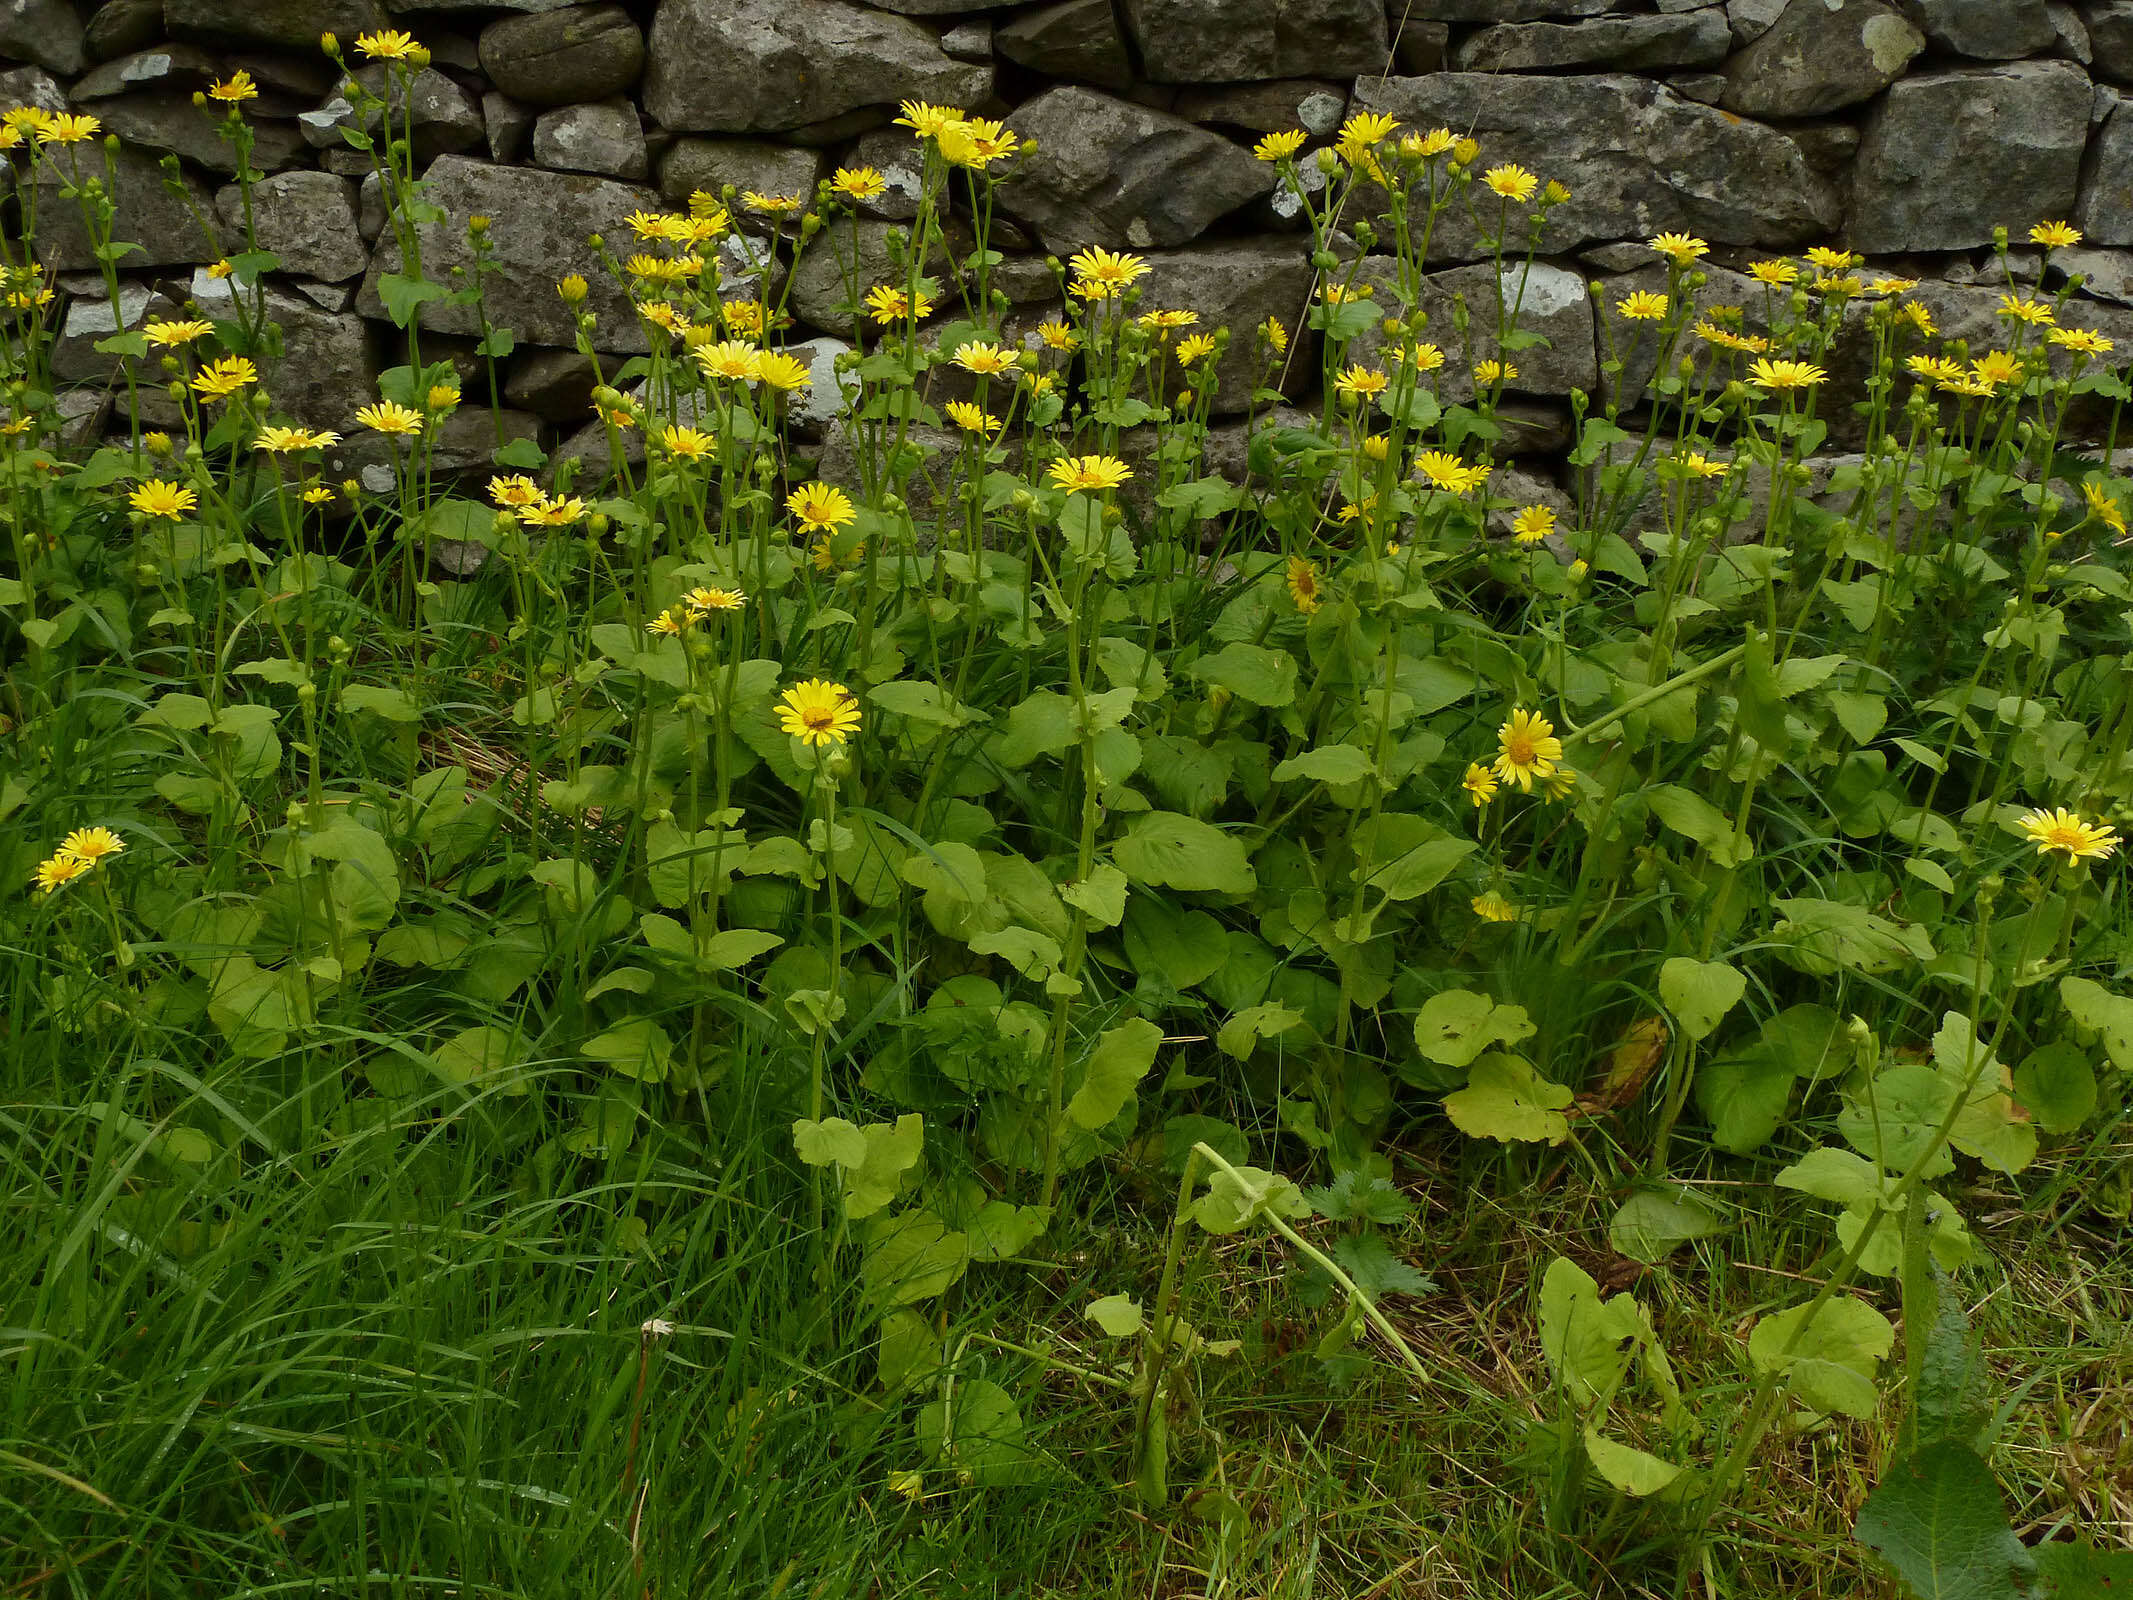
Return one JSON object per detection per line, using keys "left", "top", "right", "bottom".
{"left": 6, "top": 0, "right": 2133, "bottom": 480}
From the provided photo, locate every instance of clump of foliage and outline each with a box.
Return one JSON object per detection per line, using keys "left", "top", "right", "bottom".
{"left": 5, "top": 36, "right": 2131, "bottom": 1599}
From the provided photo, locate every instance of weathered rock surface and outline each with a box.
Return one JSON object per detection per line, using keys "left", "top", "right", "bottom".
{"left": 53, "top": 281, "right": 165, "bottom": 382}
{"left": 1134, "top": 240, "right": 1319, "bottom": 411}
{"left": 253, "top": 286, "right": 379, "bottom": 432}
{"left": 1173, "top": 81, "right": 1349, "bottom": 136}
{"left": 1900, "top": 0, "right": 2059, "bottom": 56}
{"left": 1850, "top": 63, "right": 2093, "bottom": 252}
{"left": 357, "top": 155, "right": 660, "bottom": 351}
{"left": 658, "top": 138, "right": 824, "bottom": 214}
{"left": 83, "top": 0, "right": 163, "bottom": 64}
{"left": 995, "top": 0, "right": 1136, "bottom": 91}
{"left": 1349, "top": 255, "right": 1599, "bottom": 405}
{"left": 331, "top": 67, "right": 487, "bottom": 164}
{"left": 100, "top": 94, "right": 309, "bottom": 174}
{"left": 325, "top": 408, "right": 540, "bottom": 496}
{"left": 216, "top": 171, "right": 366, "bottom": 282}
{"left": 1390, "top": 19, "right": 1451, "bottom": 71}
{"left": 533, "top": 101, "right": 647, "bottom": 181}
{"left": 1351, "top": 75, "right": 1839, "bottom": 255}
{"left": 0, "top": 64, "right": 66, "bottom": 113}
{"left": 484, "top": 91, "right": 533, "bottom": 162}
{"left": 1455, "top": 13, "right": 1729, "bottom": 71}
{"left": 999, "top": 86, "right": 1274, "bottom": 253}
{"left": 2051, "top": 246, "right": 2133, "bottom": 301}
{"left": 1392, "top": 0, "right": 1606, "bottom": 16}
{"left": 1719, "top": 0, "right": 1926, "bottom": 117}
{"left": 165, "top": 0, "right": 388, "bottom": 52}
{"left": 1120, "top": 0, "right": 1389, "bottom": 83}
{"left": 480, "top": 5, "right": 644, "bottom": 107}
{"left": 2077, "top": 97, "right": 2133, "bottom": 246}
{"left": 0, "top": 0, "right": 85, "bottom": 73}
{"left": 2088, "top": 2, "right": 2133, "bottom": 80}
{"left": 32, "top": 148, "right": 216, "bottom": 271}
{"left": 504, "top": 346, "right": 625, "bottom": 422}
{"left": 644, "top": 0, "right": 990, "bottom": 133}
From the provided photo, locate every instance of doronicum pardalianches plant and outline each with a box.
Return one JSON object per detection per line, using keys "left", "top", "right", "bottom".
{"left": 3, "top": 36, "right": 2132, "bottom": 1597}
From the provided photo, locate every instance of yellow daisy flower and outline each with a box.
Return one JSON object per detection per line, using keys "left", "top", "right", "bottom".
{"left": 1286, "top": 555, "right": 1322, "bottom": 615}
{"left": 356, "top": 400, "right": 424, "bottom": 435}
{"left": 128, "top": 478, "right": 197, "bottom": 519}
{"left": 1510, "top": 505, "right": 1555, "bottom": 545}
{"left": 777, "top": 679, "right": 862, "bottom": 747}
{"left": 1492, "top": 708, "right": 1562, "bottom": 792}
{"left": 355, "top": 29, "right": 420, "bottom": 59}
{"left": 1648, "top": 232, "right": 1708, "bottom": 265}
{"left": 1482, "top": 164, "right": 1538, "bottom": 203}
{"left": 1748, "top": 357, "right": 1826, "bottom": 390}
{"left": 189, "top": 355, "right": 258, "bottom": 400}
{"left": 1462, "top": 762, "right": 1498, "bottom": 807}
{"left": 832, "top": 166, "right": 887, "bottom": 201}
{"left": 1254, "top": 129, "right": 1306, "bottom": 162}
{"left": 1615, "top": 290, "right": 1668, "bottom": 322}
{"left": 2016, "top": 806, "right": 2119, "bottom": 865}
{"left": 787, "top": 481, "right": 856, "bottom": 531}
{"left": 1047, "top": 454, "right": 1132, "bottom": 493}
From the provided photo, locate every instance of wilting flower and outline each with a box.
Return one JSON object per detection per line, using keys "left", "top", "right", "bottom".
{"left": 190, "top": 355, "right": 258, "bottom": 400}
{"left": 777, "top": 679, "right": 862, "bottom": 747}
{"left": 356, "top": 400, "right": 424, "bottom": 435}
{"left": 129, "top": 479, "right": 196, "bottom": 519}
{"left": 1472, "top": 891, "right": 1521, "bottom": 923}
{"left": 1748, "top": 357, "right": 1826, "bottom": 390}
{"left": 787, "top": 481, "right": 856, "bottom": 532}
{"left": 2085, "top": 480, "right": 2127, "bottom": 536}
{"left": 1482, "top": 165, "right": 1538, "bottom": 203}
{"left": 1254, "top": 129, "right": 1306, "bottom": 162}
{"left": 2017, "top": 806, "right": 2119, "bottom": 865}
{"left": 1510, "top": 505, "right": 1555, "bottom": 545}
{"left": 1492, "top": 708, "right": 1562, "bottom": 792}
{"left": 1286, "top": 555, "right": 1321, "bottom": 615}
{"left": 1047, "top": 454, "right": 1132, "bottom": 493}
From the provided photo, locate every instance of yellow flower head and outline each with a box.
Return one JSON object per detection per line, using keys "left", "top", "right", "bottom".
{"left": 1254, "top": 129, "right": 1307, "bottom": 163}
{"left": 1407, "top": 127, "right": 1457, "bottom": 159}
{"left": 1492, "top": 708, "right": 1562, "bottom": 792}
{"left": 129, "top": 479, "right": 196, "bottom": 519}
{"left": 1176, "top": 332, "right": 1217, "bottom": 367}
{"left": 695, "top": 340, "right": 764, "bottom": 382}
{"left": 1414, "top": 450, "right": 1489, "bottom": 495}
{"left": 1997, "top": 294, "right": 2054, "bottom": 327}
{"left": 1406, "top": 342, "right": 1446, "bottom": 373}
{"left": 895, "top": 100, "right": 966, "bottom": 141}
{"left": 755, "top": 352, "right": 813, "bottom": 391}
{"left": 626, "top": 210, "right": 683, "bottom": 241}
{"left": 832, "top": 166, "right": 888, "bottom": 201}
{"left": 60, "top": 826, "right": 132, "bottom": 866}
{"left": 1660, "top": 451, "right": 1729, "bottom": 481}
{"left": 2016, "top": 806, "right": 2119, "bottom": 865}
{"left": 2029, "top": 220, "right": 2082, "bottom": 250}
{"left": 1804, "top": 246, "right": 1861, "bottom": 271}
{"left": 1471, "top": 891, "right": 1520, "bottom": 924}
{"left": 1286, "top": 555, "right": 1322, "bottom": 615}
{"left": 1066, "top": 246, "right": 1149, "bottom": 297}
{"left": 31, "top": 852, "right": 89, "bottom": 895}
{"left": 1908, "top": 354, "right": 1966, "bottom": 387}
{"left": 1473, "top": 359, "right": 1517, "bottom": 385}
{"left": 722, "top": 298, "right": 771, "bottom": 339}
{"left": 355, "top": 29, "right": 419, "bottom": 60}
{"left": 521, "top": 494, "right": 586, "bottom": 527}
{"left": 937, "top": 115, "right": 1015, "bottom": 169}
{"left": 1746, "top": 259, "right": 1800, "bottom": 287}
{"left": 1137, "top": 308, "right": 1198, "bottom": 336}
{"left": 2084, "top": 480, "right": 2127, "bottom": 536}
{"left": 144, "top": 318, "right": 214, "bottom": 348}
{"left": 356, "top": 400, "right": 424, "bottom": 436}
{"left": 1648, "top": 232, "right": 1708, "bottom": 266}
{"left": 209, "top": 69, "right": 259, "bottom": 103}
{"left": 1047, "top": 454, "right": 1132, "bottom": 493}
{"left": 1037, "top": 319, "right": 1079, "bottom": 351}
{"left": 787, "top": 481, "right": 856, "bottom": 532}
{"left": 40, "top": 112, "right": 99, "bottom": 144}
{"left": 1971, "top": 349, "right": 2025, "bottom": 390}
{"left": 742, "top": 191, "right": 802, "bottom": 216}
{"left": 1482, "top": 164, "right": 1538, "bottom": 203}
{"left": 952, "top": 340, "right": 1015, "bottom": 375}
{"left": 426, "top": 384, "right": 460, "bottom": 412}
{"left": 1510, "top": 504, "right": 1556, "bottom": 545}
{"left": 1333, "top": 364, "right": 1389, "bottom": 401}
{"left": 302, "top": 484, "right": 334, "bottom": 505}
{"left": 645, "top": 609, "right": 690, "bottom": 638}
{"left": 2049, "top": 326, "right": 2114, "bottom": 357}
{"left": 1615, "top": 290, "right": 1668, "bottom": 322}
{"left": 864, "top": 284, "right": 934, "bottom": 324}
{"left": 1337, "top": 111, "right": 1399, "bottom": 157}
{"left": 685, "top": 586, "right": 747, "bottom": 615}
{"left": 254, "top": 425, "right": 338, "bottom": 453}
{"left": 659, "top": 424, "right": 716, "bottom": 460}
{"left": 945, "top": 399, "right": 1001, "bottom": 434}
{"left": 1462, "top": 762, "right": 1498, "bottom": 807}
{"left": 1748, "top": 357, "right": 1826, "bottom": 390}
{"left": 777, "top": 678, "right": 862, "bottom": 747}
{"left": 189, "top": 355, "right": 258, "bottom": 400}
{"left": 557, "top": 273, "right": 589, "bottom": 304}
{"left": 489, "top": 473, "right": 542, "bottom": 508}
